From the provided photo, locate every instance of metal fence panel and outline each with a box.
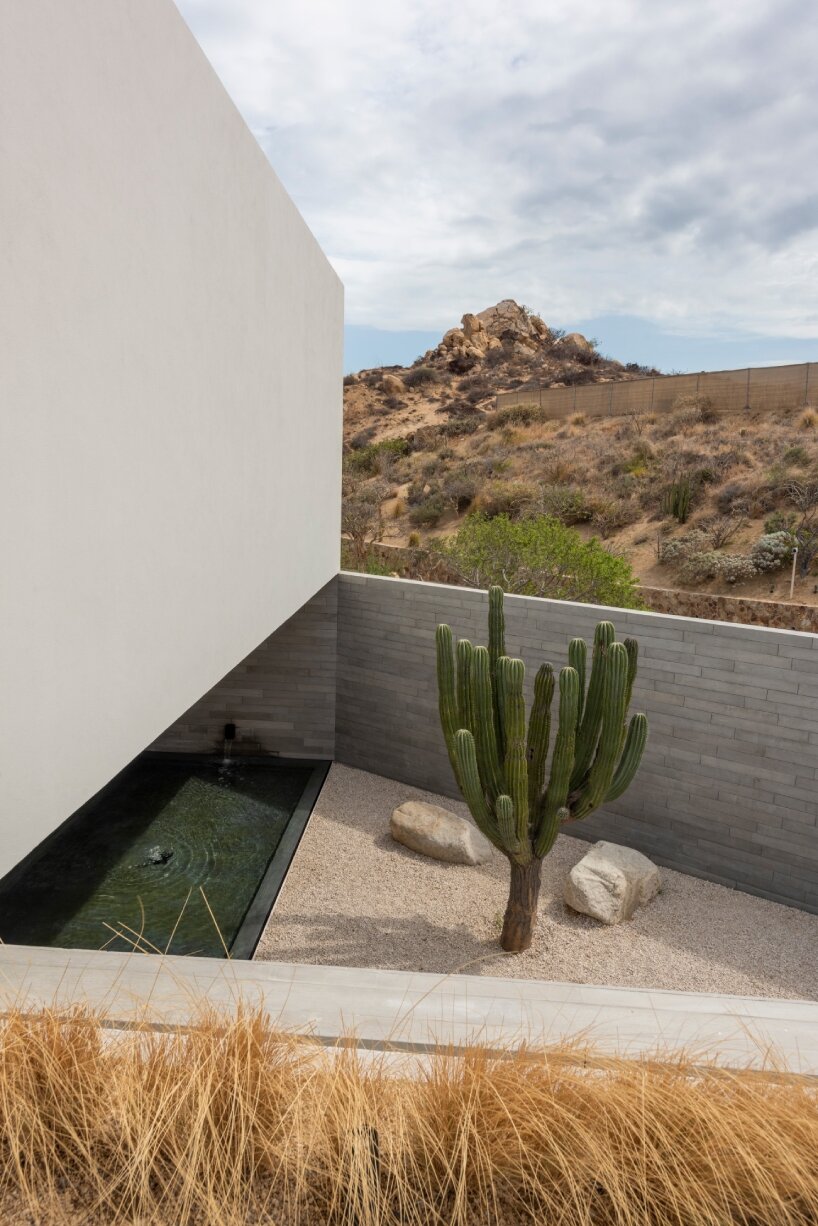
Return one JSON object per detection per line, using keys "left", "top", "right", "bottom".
{"left": 494, "top": 361, "right": 816, "bottom": 420}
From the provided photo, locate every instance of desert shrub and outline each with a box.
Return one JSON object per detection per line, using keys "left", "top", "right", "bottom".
{"left": 701, "top": 513, "right": 748, "bottom": 549}
{"left": 535, "top": 483, "right": 592, "bottom": 525}
{"left": 764, "top": 510, "right": 798, "bottom": 534}
{"left": 437, "top": 445, "right": 455, "bottom": 461}
{"left": 783, "top": 444, "right": 810, "bottom": 466}
{"left": 751, "top": 532, "right": 795, "bottom": 573}
{"left": 441, "top": 468, "right": 479, "bottom": 513}
{"left": 342, "top": 373, "right": 357, "bottom": 387}
{"left": 407, "top": 531, "right": 421, "bottom": 547}
{"left": 619, "top": 441, "right": 655, "bottom": 477}
{"left": 410, "top": 425, "right": 443, "bottom": 452}
{"left": 473, "top": 481, "right": 537, "bottom": 520}
{"left": 443, "top": 415, "right": 481, "bottom": 437}
{"left": 658, "top": 529, "right": 714, "bottom": 568}
{"left": 716, "top": 555, "right": 757, "bottom": 584}
{"left": 799, "top": 407, "right": 817, "bottom": 429}
{"left": 437, "top": 513, "right": 642, "bottom": 607}
{"left": 344, "top": 436, "right": 410, "bottom": 476}
{"left": 339, "top": 543, "right": 395, "bottom": 575}
{"left": 716, "top": 481, "right": 752, "bottom": 516}
{"left": 487, "top": 403, "right": 546, "bottom": 430}
{"left": 671, "top": 392, "right": 718, "bottom": 424}
{"left": 561, "top": 366, "right": 599, "bottom": 385}
{"left": 657, "top": 407, "right": 700, "bottom": 438}
{"left": 382, "top": 394, "right": 406, "bottom": 411}
{"left": 678, "top": 551, "right": 756, "bottom": 586}
{"left": 408, "top": 493, "right": 446, "bottom": 527}
{"left": 348, "top": 427, "right": 376, "bottom": 449}
{"left": 403, "top": 364, "right": 438, "bottom": 388}
{"left": 542, "top": 458, "right": 577, "bottom": 484}
{"left": 341, "top": 479, "right": 389, "bottom": 567}
{"left": 447, "top": 353, "right": 478, "bottom": 374}
{"left": 591, "top": 498, "right": 641, "bottom": 539}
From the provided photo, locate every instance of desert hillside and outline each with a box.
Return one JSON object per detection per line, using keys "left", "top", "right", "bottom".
{"left": 343, "top": 301, "right": 818, "bottom": 607}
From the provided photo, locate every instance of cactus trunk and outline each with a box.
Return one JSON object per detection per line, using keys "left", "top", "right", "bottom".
{"left": 501, "top": 859, "right": 543, "bottom": 952}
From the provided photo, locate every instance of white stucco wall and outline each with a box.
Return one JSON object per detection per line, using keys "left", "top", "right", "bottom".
{"left": 0, "top": 1, "right": 343, "bottom": 875}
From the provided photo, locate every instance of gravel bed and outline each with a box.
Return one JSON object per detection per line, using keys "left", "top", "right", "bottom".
{"left": 255, "top": 764, "right": 818, "bottom": 1000}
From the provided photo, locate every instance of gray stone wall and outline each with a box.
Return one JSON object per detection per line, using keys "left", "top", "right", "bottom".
{"left": 150, "top": 580, "right": 337, "bottom": 759}
{"left": 336, "top": 573, "right": 818, "bottom": 913}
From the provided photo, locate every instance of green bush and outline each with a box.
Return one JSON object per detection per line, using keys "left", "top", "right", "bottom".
{"left": 344, "top": 436, "right": 410, "bottom": 476}
{"left": 409, "top": 493, "right": 446, "bottom": 527}
{"left": 436, "top": 514, "right": 643, "bottom": 608}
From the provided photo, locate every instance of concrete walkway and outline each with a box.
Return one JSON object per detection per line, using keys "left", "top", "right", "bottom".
{"left": 0, "top": 943, "right": 817, "bottom": 1073}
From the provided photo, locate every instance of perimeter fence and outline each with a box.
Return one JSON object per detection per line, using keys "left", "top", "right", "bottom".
{"left": 494, "top": 361, "right": 817, "bottom": 420}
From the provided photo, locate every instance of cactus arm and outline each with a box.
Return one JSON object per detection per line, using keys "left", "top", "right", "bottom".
{"left": 569, "top": 621, "right": 615, "bottom": 790}
{"left": 623, "top": 638, "right": 638, "bottom": 713}
{"left": 452, "top": 730, "right": 504, "bottom": 851}
{"left": 605, "top": 712, "right": 648, "bottom": 802}
{"left": 526, "top": 663, "right": 554, "bottom": 815}
{"left": 496, "top": 794, "right": 525, "bottom": 860}
{"left": 499, "top": 657, "right": 530, "bottom": 851}
{"left": 456, "top": 639, "right": 474, "bottom": 733}
{"left": 570, "top": 642, "right": 630, "bottom": 820}
{"left": 568, "top": 638, "right": 587, "bottom": 730}
{"left": 436, "top": 624, "right": 462, "bottom": 790}
{"left": 471, "top": 646, "right": 506, "bottom": 804}
{"left": 488, "top": 586, "right": 506, "bottom": 758}
{"left": 538, "top": 805, "right": 569, "bottom": 859}
{"left": 535, "top": 667, "right": 579, "bottom": 857}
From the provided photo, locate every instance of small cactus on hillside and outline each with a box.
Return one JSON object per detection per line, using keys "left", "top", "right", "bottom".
{"left": 436, "top": 586, "right": 647, "bottom": 951}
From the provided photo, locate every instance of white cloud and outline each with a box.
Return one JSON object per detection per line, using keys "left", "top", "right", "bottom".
{"left": 177, "top": 0, "right": 818, "bottom": 339}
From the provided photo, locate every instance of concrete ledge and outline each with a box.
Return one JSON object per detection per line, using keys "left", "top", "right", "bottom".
{"left": 0, "top": 945, "right": 816, "bottom": 1074}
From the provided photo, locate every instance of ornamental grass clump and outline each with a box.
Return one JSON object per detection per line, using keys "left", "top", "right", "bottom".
{"left": 436, "top": 586, "right": 647, "bottom": 952}
{"left": 1, "top": 1007, "right": 817, "bottom": 1225}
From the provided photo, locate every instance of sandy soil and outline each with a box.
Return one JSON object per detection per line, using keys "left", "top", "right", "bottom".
{"left": 256, "top": 764, "right": 818, "bottom": 1001}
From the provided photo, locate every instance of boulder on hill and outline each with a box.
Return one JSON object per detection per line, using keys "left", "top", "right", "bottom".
{"left": 380, "top": 373, "right": 405, "bottom": 394}
{"left": 557, "top": 332, "right": 594, "bottom": 352}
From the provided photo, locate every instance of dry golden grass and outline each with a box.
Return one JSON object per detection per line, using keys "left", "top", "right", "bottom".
{"left": 799, "top": 407, "right": 817, "bottom": 430}
{"left": 0, "top": 1007, "right": 816, "bottom": 1224}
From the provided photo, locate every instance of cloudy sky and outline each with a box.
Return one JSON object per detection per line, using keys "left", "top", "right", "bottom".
{"left": 177, "top": 0, "right": 818, "bottom": 373}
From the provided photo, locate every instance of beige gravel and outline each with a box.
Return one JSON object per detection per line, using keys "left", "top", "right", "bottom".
{"left": 256, "top": 764, "right": 818, "bottom": 1000}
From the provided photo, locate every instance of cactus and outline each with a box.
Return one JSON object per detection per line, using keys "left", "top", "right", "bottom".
{"left": 436, "top": 587, "right": 647, "bottom": 952}
{"left": 662, "top": 476, "right": 692, "bottom": 523}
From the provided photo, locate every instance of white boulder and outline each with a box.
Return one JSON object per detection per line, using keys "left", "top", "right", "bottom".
{"left": 390, "top": 801, "right": 493, "bottom": 865}
{"left": 565, "top": 841, "right": 660, "bottom": 925}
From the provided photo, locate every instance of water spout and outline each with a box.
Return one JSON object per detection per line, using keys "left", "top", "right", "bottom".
{"left": 222, "top": 722, "right": 236, "bottom": 764}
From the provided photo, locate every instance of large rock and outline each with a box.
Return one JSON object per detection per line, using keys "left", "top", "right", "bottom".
{"left": 557, "top": 331, "right": 594, "bottom": 352}
{"left": 390, "top": 801, "right": 493, "bottom": 865}
{"left": 565, "top": 841, "right": 660, "bottom": 925}
{"left": 380, "top": 373, "right": 405, "bottom": 394}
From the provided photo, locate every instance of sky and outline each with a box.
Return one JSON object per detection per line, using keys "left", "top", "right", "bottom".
{"left": 176, "top": 0, "right": 818, "bottom": 374}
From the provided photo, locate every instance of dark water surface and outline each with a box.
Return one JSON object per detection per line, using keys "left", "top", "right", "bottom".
{"left": 0, "top": 756, "right": 314, "bottom": 957}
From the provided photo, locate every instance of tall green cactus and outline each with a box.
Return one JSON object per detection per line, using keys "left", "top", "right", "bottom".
{"left": 436, "top": 586, "right": 647, "bottom": 952}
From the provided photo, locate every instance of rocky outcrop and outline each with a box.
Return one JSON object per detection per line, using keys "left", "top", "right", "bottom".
{"left": 390, "top": 800, "right": 493, "bottom": 865}
{"left": 428, "top": 299, "right": 550, "bottom": 365}
{"left": 565, "top": 841, "right": 660, "bottom": 924}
